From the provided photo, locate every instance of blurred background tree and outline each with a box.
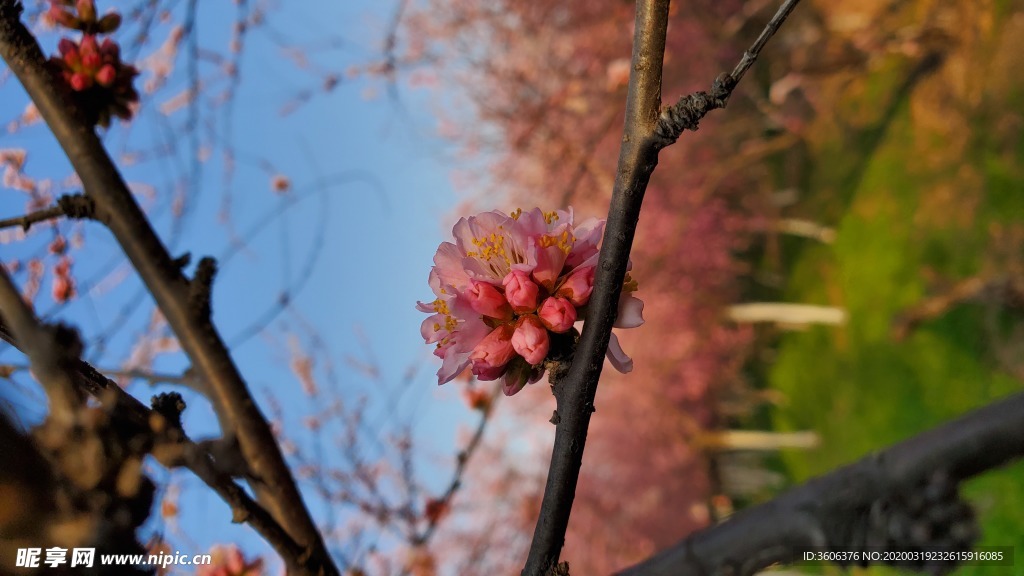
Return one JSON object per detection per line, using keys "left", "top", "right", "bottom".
{"left": 1, "top": 0, "right": 1022, "bottom": 574}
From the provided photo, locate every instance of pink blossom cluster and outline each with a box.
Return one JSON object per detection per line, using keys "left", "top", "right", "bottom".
{"left": 418, "top": 208, "right": 643, "bottom": 396}
{"left": 48, "top": 0, "right": 139, "bottom": 127}
{"left": 195, "top": 545, "right": 263, "bottom": 576}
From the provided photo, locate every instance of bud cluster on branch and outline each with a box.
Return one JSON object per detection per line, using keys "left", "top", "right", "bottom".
{"left": 47, "top": 0, "right": 138, "bottom": 126}
{"left": 419, "top": 208, "right": 644, "bottom": 395}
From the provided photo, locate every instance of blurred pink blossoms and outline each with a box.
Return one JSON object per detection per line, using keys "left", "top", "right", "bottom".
{"left": 195, "top": 545, "right": 263, "bottom": 576}
{"left": 418, "top": 208, "right": 644, "bottom": 395}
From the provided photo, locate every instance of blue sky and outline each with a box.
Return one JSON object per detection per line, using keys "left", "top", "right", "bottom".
{"left": 1, "top": 0, "right": 482, "bottom": 572}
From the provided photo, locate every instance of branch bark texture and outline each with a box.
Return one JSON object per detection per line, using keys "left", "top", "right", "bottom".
{"left": 521, "top": 1, "right": 671, "bottom": 574}
{"left": 0, "top": 318, "right": 310, "bottom": 573}
{"left": 522, "top": 1, "right": 803, "bottom": 574}
{"left": 617, "top": 391, "right": 1024, "bottom": 575}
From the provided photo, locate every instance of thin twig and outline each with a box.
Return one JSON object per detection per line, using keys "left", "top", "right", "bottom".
{"left": 654, "top": 0, "right": 802, "bottom": 148}
{"left": 412, "top": 385, "right": 501, "bottom": 547}
{"left": 0, "top": 363, "right": 195, "bottom": 386}
{"left": 0, "top": 193, "right": 95, "bottom": 232}
{"left": 522, "top": 1, "right": 803, "bottom": 573}
{"left": 0, "top": 4, "right": 336, "bottom": 574}
{"left": 0, "top": 205, "right": 64, "bottom": 232}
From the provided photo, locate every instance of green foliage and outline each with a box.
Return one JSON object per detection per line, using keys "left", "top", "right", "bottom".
{"left": 766, "top": 5, "right": 1024, "bottom": 574}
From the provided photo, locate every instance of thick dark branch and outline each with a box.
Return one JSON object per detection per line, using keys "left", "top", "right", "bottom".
{"left": 522, "top": 1, "right": 671, "bottom": 574}
{"left": 523, "top": 1, "right": 803, "bottom": 574}
{"left": 617, "top": 392, "right": 1024, "bottom": 575}
{"left": 0, "top": 4, "right": 335, "bottom": 574}
{"left": 0, "top": 318, "right": 310, "bottom": 574}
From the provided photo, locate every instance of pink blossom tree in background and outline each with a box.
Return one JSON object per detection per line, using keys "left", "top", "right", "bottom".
{"left": 1, "top": 0, "right": 1023, "bottom": 575}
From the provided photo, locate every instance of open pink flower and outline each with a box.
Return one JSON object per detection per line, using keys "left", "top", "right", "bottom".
{"left": 419, "top": 207, "right": 644, "bottom": 394}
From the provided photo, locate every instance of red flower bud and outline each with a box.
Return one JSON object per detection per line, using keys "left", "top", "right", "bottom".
{"left": 69, "top": 72, "right": 92, "bottom": 91}
{"left": 76, "top": 0, "right": 96, "bottom": 23}
{"left": 502, "top": 269, "right": 539, "bottom": 312}
{"left": 466, "top": 279, "right": 512, "bottom": 320}
{"left": 511, "top": 315, "right": 550, "bottom": 365}
{"left": 556, "top": 265, "right": 595, "bottom": 306}
{"left": 537, "top": 297, "right": 576, "bottom": 333}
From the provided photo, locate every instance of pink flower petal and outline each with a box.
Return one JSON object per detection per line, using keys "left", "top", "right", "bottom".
{"left": 614, "top": 294, "right": 645, "bottom": 329}
{"left": 606, "top": 332, "right": 633, "bottom": 373}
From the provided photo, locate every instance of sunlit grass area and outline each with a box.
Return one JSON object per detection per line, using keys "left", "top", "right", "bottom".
{"left": 767, "top": 40, "right": 1024, "bottom": 575}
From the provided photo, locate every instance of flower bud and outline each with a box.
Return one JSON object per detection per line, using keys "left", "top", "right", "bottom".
{"left": 99, "top": 37, "right": 120, "bottom": 58}
{"left": 69, "top": 72, "right": 92, "bottom": 91}
{"left": 95, "top": 64, "right": 116, "bottom": 87}
{"left": 556, "top": 265, "right": 595, "bottom": 306}
{"left": 96, "top": 12, "right": 122, "bottom": 33}
{"left": 76, "top": 0, "right": 96, "bottom": 23}
{"left": 511, "top": 315, "right": 550, "bottom": 365}
{"left": 502, "top": 269, "right": 539, "bottom": 312}
{"left": 79, "top": 35, "right": 100, "bottom": 67}
{"left": 501, "top": 358, "right": 532, "bottom": 396}
{"left": 466, "top": 279, "right": 512, "bottom": 320}
{"left": 469, "top": 324, "right": 516, "bottom": 378}
{"left": 537, "top": 297, "right": 576, "bottom": 333}
{"left": 49, "top": 6, "right": 79, "bottom": 29}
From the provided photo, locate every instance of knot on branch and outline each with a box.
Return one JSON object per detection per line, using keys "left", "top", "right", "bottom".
{"left": 653, "top": 73, "right": 734, "bottom": 149}
{"left": 840, "top": 471, "right": 979, "bottom": 574}
{"left": 57, "top": 193, "right": 96, "bottom": 220}
{"left": 188, "top": 257, "right": 217, "bottom": 320}
{"left": 172, "top": 252, "right": 192, "bottom": 270}
{"left": 544, "top": 561, "right": 570, "bottom": 576}
{"left": 151, "top": 391, "right": 186, "bottom": 430}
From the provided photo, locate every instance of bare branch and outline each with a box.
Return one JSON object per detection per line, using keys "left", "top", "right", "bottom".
{"left": 617, "top": 392, "right": 1024, "bottom": 575}
{"left": 0, "top": 317, "right": 312, "bottom": 574}
{"left": 523, "top": 1, "right": 803, "bottom": 573}
{"left": 412, "top": 385, "right": 501, "bottom": 547}
{"left": 0, "top": 194, "right": 94, "bottom": 232}
{"left": 654, "top": 0, "right": 802, "bottom": 148}
{"left": 0, "top": 267, "right": 80, "bottom": 423}
{"left": 522, "top": 0, "right": 672, "bottom": 573}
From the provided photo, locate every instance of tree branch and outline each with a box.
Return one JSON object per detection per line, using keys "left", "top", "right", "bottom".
{"left": 0, "top": 193, "right": 95, "bottom": 232}
{"left": 0, "top": 265, "right": 80, "bottom": 423}
{"left": 0, "top": 317, "right": 312, "bottom": 574}
{"left": 522, "top": 1, "right": 671, "bottom": 573}
{"left": 522, "top": 1, "right": 803, "bottom": 573}
{"left": 0, "top": 4, "right": 336, "bottom": 573}
{"left": 653, "top": 0, "right": 801, "bottom": 148}
{"left": 617, "top": 392, "right": 1024, "bottom": 575}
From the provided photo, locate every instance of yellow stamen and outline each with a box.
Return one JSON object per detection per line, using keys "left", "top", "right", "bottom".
{"left": 623, "top": 273, "right": 639, "bottom": 293}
